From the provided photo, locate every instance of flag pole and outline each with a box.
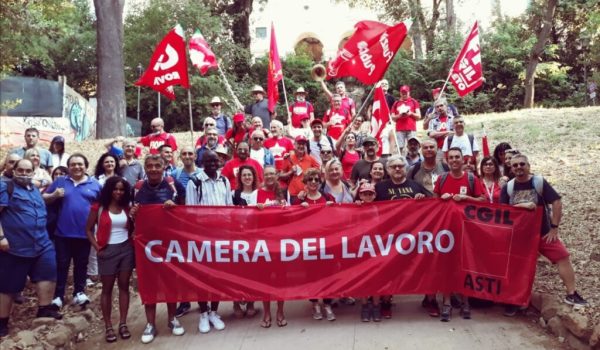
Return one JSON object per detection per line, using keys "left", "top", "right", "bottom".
{"left": 157, "top": 92, "right": 161, "bottom": 118}
{"left": 217, "top": 64, "right": 244, "bottom": 111}
{"left": 188, "top": 90, "right": 194, "bottom": 144}
{"left": 355, "top": 86, "right": 376, "bottom": 119}
{"left": 280, "top": 78, "right": 291, "bottom": 119}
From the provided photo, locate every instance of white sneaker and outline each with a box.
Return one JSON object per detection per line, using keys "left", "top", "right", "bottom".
{"left": 72, "top": 292, "right": 90, "bottom": 306}
{"left": 141, "top": 323, "right": 156, "bottom": 344}
{"left": 208, "top": 311, "right": 225, "bottom": 331}
{"left": 51, "top": 297, "right": 63, "bottom": 309}
{"left": 169, "top": 318, "right": 185, "bottom": 336}
{"left": 198, "top": 312, "right": 210, "bottom": 333}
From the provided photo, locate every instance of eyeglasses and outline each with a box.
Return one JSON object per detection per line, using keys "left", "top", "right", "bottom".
{"left": 204, "top": 123, "right": 215, "bottom": 127}
{"left": 210, "top": 104, "right": 220, "bottom": 107}
{"left": 307, "top": 177, "right": 320, "bottom": 183}
{"left": 435, "top": 105, "right": 444, "bottom": 108}
{"left": 253, "top": 137, "right": 264, "bottom": 141}
{"left": 320, "top": 150, "right": 332, "bottom": 154}
{"left": 483, "top": 163, "right": 495, "bottom": 167}
{"left": 512, "top": 162, "right": 527, "bottom": 168}
{"left": 389, "top": 164, "right": 405, "bottom": 169}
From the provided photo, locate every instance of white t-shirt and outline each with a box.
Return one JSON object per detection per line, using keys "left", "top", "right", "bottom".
{"left": 240, "top": 190, "right": 258, "bottom": 205}
{"left": 442, "top": 133, "right": 480, "bottom": 156}
{"left": 108, "top": 210, "right": 129, "bottom": 244}
{"left": 250, "top": 148, "right": 266, "bottom": 167}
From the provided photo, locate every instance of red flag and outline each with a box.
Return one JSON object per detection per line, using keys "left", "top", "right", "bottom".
{"left": 327, "top": 20, "right": 410, "bottom": 85}
{"left": 267, "top": 23, "right": 283, "bottom": 113}
{"left": 370, "top": 86, "right": 390, "bottom": 156}
{"left": 135, "top": 24, "right": 189, "bottom": 100}
{"left": 449, "top": 22, "right": 484, "bottom": 97}
{"left": 189, "top": 29, "right": 218, "bottom": 75}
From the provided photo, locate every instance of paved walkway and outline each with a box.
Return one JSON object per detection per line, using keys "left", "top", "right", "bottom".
{"left": 86, "top": 296, "right": 564, "bottom": 350}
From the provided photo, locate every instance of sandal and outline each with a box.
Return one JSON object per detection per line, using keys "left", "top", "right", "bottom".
{"left": 118, "top": 323, "right": 131, "bottom": 339}
{"left": 276, "top": 317, "right": 287, "bottom": 327}
{"left": 105, "top": 327, "right": 117, "bottom": 343}
{"left": 260, "top": 318, "right": 271, "bottom": 328}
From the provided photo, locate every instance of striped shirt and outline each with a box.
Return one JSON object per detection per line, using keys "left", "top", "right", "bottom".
{"left": 185, "top": 169, "right": 233, "bottom": 206}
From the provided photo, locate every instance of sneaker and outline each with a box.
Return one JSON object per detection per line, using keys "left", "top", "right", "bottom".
{"left": 51, "top": 297, "right": 63, "bottom": 309}
{"left": 36, "top": 306, "right": 63, "bottom": 320}
{"left": 360, "top": 304, "right": 370, "bottom": 322}
{"left": 381, "top": 302, "right": 392, "bottom": 319}
{"left": 198, "top": 312, "right": 210, "bottom": 333}
{"left": 208, "top": 311, "right": 225, "bottom": 331}
{"left": 312, "top": 304, "right": 323, "bottom": 320}
{"left": 460, "top": 304, "right": 471, "bottom": 319}
{"left": 168, "top": 318, "right": 185, "bottom": 336}
{"left": 503, "top": 304, "right": 519, "bottom": 317}
{"left": 72, "top": 292, "right": 90, "bottom": 306}
{"left": 565, "top": 291, "right": 588, "bottom": 308}
{"left": 140, "top": 323, "right": 157, "bottom": 344}
{"left": 440, "top": 305, "right": 452, "bottom": 322}
{"left": 175, "top": 302, "right": 192, "bottom": 318}
{"left": 340, "top": 297, "right": 356, "bottom": 305}
{"left": 324, "top": 305, "right": 336, "bottom": 321}
{"left": 425, "top": 299, "right": 440, "bottom": 317}
{"left": 372, "top": 305, "right": 382, "bottom": 322}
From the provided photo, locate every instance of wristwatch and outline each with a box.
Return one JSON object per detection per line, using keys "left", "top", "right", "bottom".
{"left": 550, "top": 223, "right": 559, "bottom": 228}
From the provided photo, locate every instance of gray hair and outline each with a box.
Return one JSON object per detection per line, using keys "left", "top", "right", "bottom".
{"left": 385, "top": 155, "right": 406, "bottom": 170}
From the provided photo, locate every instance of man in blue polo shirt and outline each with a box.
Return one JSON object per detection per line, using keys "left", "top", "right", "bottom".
{"left": 44, "top": 153, "right": 101, "bottom": 309}
{"left": 0, "top": 159, "right": 62, "bottom": 337}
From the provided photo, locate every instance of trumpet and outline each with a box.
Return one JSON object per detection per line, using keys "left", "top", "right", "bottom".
{"left": 311, "top": 64, "right": 327, "bottom": 81}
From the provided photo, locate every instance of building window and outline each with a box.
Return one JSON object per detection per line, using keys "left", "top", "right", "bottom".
{"left": 255, "top": 27, "right": 267, "bottom": 39}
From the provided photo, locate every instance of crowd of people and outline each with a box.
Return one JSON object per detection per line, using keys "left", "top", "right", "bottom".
{"left": 0, "top": 82, "right": 589, "bottom": 344}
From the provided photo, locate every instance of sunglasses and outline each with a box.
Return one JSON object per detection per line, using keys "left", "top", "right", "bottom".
{"left": 204, "top": 123, "right": 215, "bottom": 127}
{"left": 151, "top": 125, "right": 161, "bottom": 128}
{"left": 320, "top": 150, "right": 332, "bottom": 154}
{"left": 307, "top": 177, "right": 321, "bottom": 183}
{"left": 389, "top": 164, "right": 405, "bottom": 169}
{"left": 253, "top": 137, "right": 264, "bottom": 141}
{"left": 512, "top": 162, "right": 527, "bottom": 168}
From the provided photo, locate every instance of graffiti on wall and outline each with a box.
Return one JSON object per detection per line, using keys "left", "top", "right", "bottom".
{"left": 63, "top": 86, "right": 96, "bottom": 141}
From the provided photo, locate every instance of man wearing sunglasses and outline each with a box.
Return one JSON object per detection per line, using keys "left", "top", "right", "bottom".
{"left": 139, "top": 118, "right": 178, "bottom": 155}
{"left": 195, "top": 117, "right": 226, "bottom": 149}
{"left": 500, "top": 154, "right": 588, "bottom": 315}
{"left": 249, "top": 130, "right": 274, "bottom": 168}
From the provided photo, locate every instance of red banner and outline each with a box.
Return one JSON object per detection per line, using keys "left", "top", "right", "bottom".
{"left": 134, "top": 199, "right": 540, "bottom": 306}
{"left": 450, "top": 22, "right": 484, "bottom": 97}
{"left": 370, "top": 86, "right": 390, "bottom": 156}
{"left": 326, "top": 20, "right": 409, "bottom": 85}
{"left": 135, "top": 24, "right": 189, "bottom": 100}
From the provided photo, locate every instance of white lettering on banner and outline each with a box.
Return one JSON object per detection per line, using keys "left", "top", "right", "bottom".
{"left": 143, "top": 230, "right": 455, "bottom": 264}
{"left": 327, "top": 49, "right": 353, "bottom": 76}
{"left": 153, "top": 44, "right": 179, "bottom": 71}
{"left": 379, "top": 32, "right": 394, "bottom": 62}
{"left": 153, "top": 71, "right": 181, "bottom": 86}
{"left": 357, "top": 41, "right": 376, "bottom": 76}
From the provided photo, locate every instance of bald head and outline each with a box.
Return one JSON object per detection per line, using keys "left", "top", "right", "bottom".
{"left": 150, "top": 118, "right": 165, "bottom": 133}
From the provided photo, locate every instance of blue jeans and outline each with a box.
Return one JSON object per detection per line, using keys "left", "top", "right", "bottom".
{"left": 54, "top": 236, "right": 91, "bottom": 300}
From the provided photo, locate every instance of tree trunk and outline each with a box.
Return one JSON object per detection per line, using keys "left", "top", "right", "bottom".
{"left": 445, "top": 0, "right": 455, "bottom": 34}
{"left": 408, "top": 0, "right": 423, "bottom": 59}
{"left": 94, "top": 0, "right": 126, "bottom": 138}
{"left": 523, "top": 0, "right": 557, "bottom": 108}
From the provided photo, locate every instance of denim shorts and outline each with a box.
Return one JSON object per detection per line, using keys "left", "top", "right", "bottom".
{"left": 0, "top": 248, "right": 57, "bottom": 293}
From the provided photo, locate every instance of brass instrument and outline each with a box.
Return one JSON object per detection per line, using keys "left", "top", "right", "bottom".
{"left": 311, "top": 64, "right": 327, "bottom": 81}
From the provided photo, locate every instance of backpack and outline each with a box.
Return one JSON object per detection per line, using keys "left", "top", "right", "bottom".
{"left": 188, "top": 173, "right": 227, "bottom": 203}
{"left": 134, "top": 176, "right": 178, "bottom": 199}
{"left": 308, "top": 136, "right": 336, "bottom": 157}
{"left": 446, "top": 134, "right": 475, "bottom": 153}
{"left": 506, "top": 175, "right": 544, "bottom": 205}
{"left": 438, "top": 172, "right": 475, "bottom": 195}
{"left": 408, "top": 162, "right": 449, "bottom": 180}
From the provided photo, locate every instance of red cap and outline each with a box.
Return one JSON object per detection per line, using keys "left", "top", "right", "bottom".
{"left": 400, "top": 85, "right": 410, "bottom": 93}
{"left": 310, "top": 119, "right": 324, "bottom": 127}
{"left": 432, "top": 88, "right": 441, "bottom": 96}
{"left": 358, "top": 182, "right": 376, "bottom": 193}
{"left": 233, "top": 113, "right": 245, "bottom": 122}
{"left": 295, "top": 135, "right": 308, "bottom": 143}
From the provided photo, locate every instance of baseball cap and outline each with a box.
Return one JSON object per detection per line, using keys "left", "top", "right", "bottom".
{"left": 310, "top": 119, "right": 324, "bottom": 127}
{"left": 358, "top": 182, "right": 376, "bottom": 194}
{"left": 295, "top": 135, "right": 308, "bottom": 143}
{"left": 233, "top": 113, "right": 245, "bottom": 123}
{"left": 320, "top": 143, "right": 332, "bottom": 152}
{"left": 400, "top": 85, "right": 410, "bottom": 93}
{"left": 215, "top": 144, "right": 229, "bottom": 156}
{"left": 51, "top": 135, "right": 65, "bottom": 144}
{"left": 408, "top": 136, "right": 420, "bottom": 145}
{"left": 363, "top": 136, "right": 378, "bottom": 145}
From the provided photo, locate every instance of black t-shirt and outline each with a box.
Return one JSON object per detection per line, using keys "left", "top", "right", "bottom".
{"left": 375, "top": 179, "right": 432, "bottom": 201}
{"left": 351, "top": 158, "right": 388, "bottom": 184}
{"left": 499, "top": 177, "right": 561, "bottom": 235}
{"left": 134, "top": 178, "right": 186, "bottom": 205}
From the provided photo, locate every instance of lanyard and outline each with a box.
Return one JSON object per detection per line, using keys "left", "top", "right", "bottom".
{"left": 484, "top": 181, "right": 495, "bottom": 203}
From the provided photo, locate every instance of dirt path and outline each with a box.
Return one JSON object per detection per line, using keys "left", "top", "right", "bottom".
{"left": 84, "top": 296, "right": 565, "bottom": 350}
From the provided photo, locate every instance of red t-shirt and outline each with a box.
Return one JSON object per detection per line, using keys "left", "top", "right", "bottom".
{"left": 264, "top": 136, "right": 294, "bottom": 171}
{"left": 341, "top": 150, "right": 360, "bottom": 180}
{"left": 140, "top": 133, "right": 178, "bottom": 154}
{"left": 195, "top": 135, "right": 226, "bottom": 148}
{"left": 341, "top": 96, "right": 355, "bottom": 116}
{"left": 323, "top": 108, "right": 351, "bottom": 140}
{"left": 480, "top": 180, "right": 502, "bottom": 203}
{"left": 290, "top": 101, "right": 314, "bottom": 128}
{"left": 433, "top": 173, "right": 483, "bottom": 197}
{"left": 257, "top": 188, "right": 283, "bottom": 206}
{"left": 435, "top": 115, "right": 448, "bottom": 149}
{"left": 291, "top": 192, "right": 335, "bottom": 205}
{"left": 225, "top": 128, "right": 247, "bottom": 146}
{"left": 392, "top": 97, "right": 420, "bottom": 131}
{"left": 221, "top": 157, "right": 264, "bottom": 190}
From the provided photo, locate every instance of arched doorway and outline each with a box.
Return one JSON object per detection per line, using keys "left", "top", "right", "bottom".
{"left": 294, "top": 32, "right": 324, "bottom": 62}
